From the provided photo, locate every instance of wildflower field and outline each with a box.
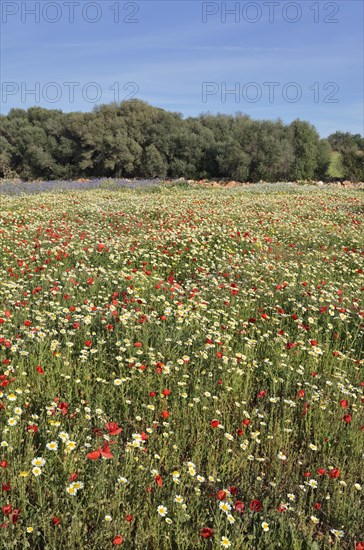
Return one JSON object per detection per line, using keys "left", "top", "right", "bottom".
{"left": 0, "top": 185, "right": 363, "bottom": 550}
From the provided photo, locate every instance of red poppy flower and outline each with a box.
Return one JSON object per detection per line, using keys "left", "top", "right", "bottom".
{"left": 200, "top": 527, "right": 214, "bottom": 539}
{"left": 242, "top": 419, "right": 250, "bottom": 426}
{"left": 69, "top": 473, "right": 78, "bottom": 482}
{"left": 105, "top": 422, "right": 122, "bottom": 435}
{"left": 250, "top": 499, "right": 262, "bottom": 512}
{"left": 113, "top": 535, "right": 123, "bottom": 545}
{"left": 276, "top": 504, "right": 288, "bottom": 512}
{"left": 86, "top": 450, "right": 100, "bottom": 460}
{"left": 155, "top": 475, "right": 163, "bottom": 487}
{"left": 217, "top": 490, "right": 227, "bottom": 501}
{"left": 329, "top": 468, "right": 340, "bottom": 479}
{"left": 58, "top": 402, "right": 68, "bottom": 415}
{"left": 343, "top": 414, "right": 352, "bottom": 423}
{"left": 11, "top": 509, "right": 20, "bottom": 524}
{"left": 0, "top": 461, "right": 8, "bottom": 468}
{"left": 134, "top": 342, "right": 142, "bottom": 348}
{"left": 340, "top": 399, "right": 349, "bottom": 408}
{"left": 36, "top": 365, "right": 44, "bottom": 375}
{"left": 52, "top": 516, "right": 61, "bottom": 526}
{"left": 2, "top": 505, "right": 12, "bottom": 515}
{"left": 356, "top": 543, "right": 364, "bottom": 550}
{"left": 314, "top": 503, "right": 321, "bottom": 510}
{"left": 317, "top": 468, "right": 326, "bottom": 476}
{"left": 26, "top": 424, "right": 38, "bottom": 433}
{"left": 234, "top": 500, "right": 245, "bottom": 513}
{"left": 86, "top": 442, "right": 113, "bottom": 460}
{"left": 211, "top": 419, "right": 219, "bottom": 428}
{"left": 161, "top": 410, "right": 169, "bottom": 419}
{"left": 125, "top": 515, "right": 133, "bottom": 522}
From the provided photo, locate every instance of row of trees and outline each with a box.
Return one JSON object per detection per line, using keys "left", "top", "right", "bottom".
{"left": 0, "top": 100, "right": 363, "bottom": 181}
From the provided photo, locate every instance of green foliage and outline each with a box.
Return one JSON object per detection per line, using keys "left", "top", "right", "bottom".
{"left": 216, "top": 140, "right": 251, "bottom": 181}
{"left": 0, "top": 102, "right": 362, "bottom": 182}
{"left": 289, "top": 120, "right": 321, "bottom": 180}
{"left": 341, "top": 148, "right": 364, "bottom": 182}
{"left": 327, "top": 152, "right": 344, "bottom": 179}
{"left": 315, "top": 139, "right": 332, "bottom": 179}
{"left": 328, "top": 131, "right": 364, "bottom": 181}
{"left": 327, "top": 131, "right": 364, "bottom": 152}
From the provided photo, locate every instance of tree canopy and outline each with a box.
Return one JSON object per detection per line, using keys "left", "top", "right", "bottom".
{"left": 0, "top": 100, "right": 361, "bottom": 181}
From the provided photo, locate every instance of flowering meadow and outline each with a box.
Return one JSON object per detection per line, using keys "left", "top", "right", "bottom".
{"left": 0, "top": 185, "right": 363, "bottom": 549}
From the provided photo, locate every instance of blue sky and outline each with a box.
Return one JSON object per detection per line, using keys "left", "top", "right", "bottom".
{"left": 1, "top": 0, "right": 363, "bottom": 137}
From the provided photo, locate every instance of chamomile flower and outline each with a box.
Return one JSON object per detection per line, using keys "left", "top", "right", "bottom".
{"left": 46, "top": 441, "right": 58, "bottom": 451}
{"left": 65, "top": 440, "right": 77, "bottom": 452}
{"left": 330, "top": 529, "right": 344, "bottom": 538}
{"left": 157, "top": 505, "right": 168, "bottom": 517}
{"left": 31, "top": 457, "right": 45, "bottom": 467}
{"left": 219, "top": 501, "right": 231, "bottom": 512}
{"left": 58, "top": 431, "right": 69, "bottom": 442}
{"left": 71, "top": 481, "right": 84, "bottom": 490}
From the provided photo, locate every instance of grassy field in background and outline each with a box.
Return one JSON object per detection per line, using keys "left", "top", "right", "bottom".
{"left": 327, "top": 152, "right": 345, "bottom": 180}
{"left": 0, "top": 186, "right": 363, "bottom": 549}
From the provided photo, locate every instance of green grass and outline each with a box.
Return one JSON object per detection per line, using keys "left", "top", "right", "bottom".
{"left": 327, "top": 152, "right": 344, "bottom": 179}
